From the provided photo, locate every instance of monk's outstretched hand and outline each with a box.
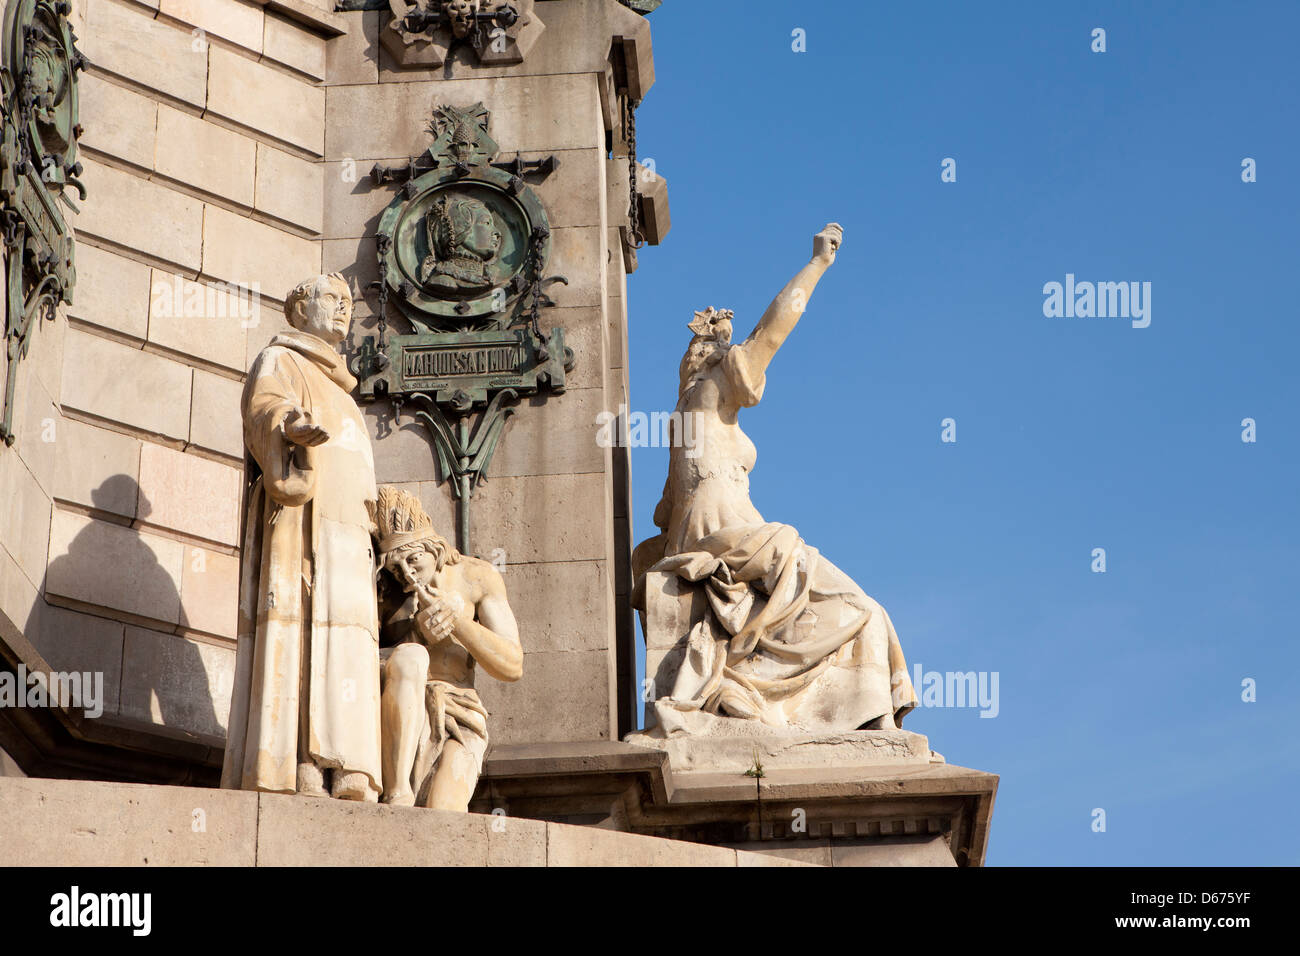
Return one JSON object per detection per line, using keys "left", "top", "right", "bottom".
{"left": 283, "top": 407, "right": 331, "bottom": 446}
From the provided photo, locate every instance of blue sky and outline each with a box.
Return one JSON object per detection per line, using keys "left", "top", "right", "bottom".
{"left": 625, "top": 1, "right": 1300, "bottom": 865}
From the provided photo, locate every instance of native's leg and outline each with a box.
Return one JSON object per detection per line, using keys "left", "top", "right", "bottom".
{"left": 425, "top": 738, "right": 479, "bottom": 813}
{"left": 381, "top": 642, "right": 430, "bottom": 806}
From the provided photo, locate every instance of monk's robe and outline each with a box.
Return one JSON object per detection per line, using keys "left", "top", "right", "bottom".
{"left": 222, "top": 330, "right": 383, "bottom": 794}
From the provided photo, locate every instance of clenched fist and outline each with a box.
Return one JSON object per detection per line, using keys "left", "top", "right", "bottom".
{"left": 812, "top": 222, "right": 843, "bottom": 267}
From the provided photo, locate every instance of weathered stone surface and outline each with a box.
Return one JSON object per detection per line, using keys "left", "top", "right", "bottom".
{"left": 244, "top": 299, "right": 295, "bottom": 369}
{"left": 179, "top": 545, "right": 239, "bottom": 639}
{"left": 830, "top": 835, "right": 958, "bottom": 867}
{"left": 320, "top": 236, "right": 373, "bottom": 289}
{"left": 548, "top": 226, "right": 605, "bottom": 308}
{"left": 0, "top": 778, "right": 258, "bottom": 865}
{"left": 76, "top": 160, "right": 204, "bottom": 273}
{"left": 154, "top": 106, "right": 257, "bottom": 208}
{"left": 256, "top": 796, "right": 491, "bottom": 866}
{"left": 208, "top": 45, "right": 325, "bottom": 154}
{"left": 549, "top": 307, "right": 607, "bottom": 391}
{"left": 485, "top": 815, "right": 547, "bottom": 866}
{"left": 61, "top": 329, "right": 194, "bottom": 441}
{"left": 325, "top": 73, "right": 601, "bottom": 161}
{"left": 80, "top": 0, "right": 208, "bottom": 109}
{"left": 545, "top": 822, "right": 737, "bottom": 867}
{"left": 119, "top": 626, "right": 233, "bottom": 741}
{"left": 159, "top": 0, "right": 265, "bottom": 55}
{"left": 0, "top": 546, "right": 37, "bottom": 646}
{"left": 730, "top": 840, "right": 832, "bottom": 867}
{"left": 263, "top": 11, "right": 326, "bottom": 80}
{"left": 324, "top": 10, "right": 378, "bottom": 86}
{"left": 486, "top": 387, "right": 606, "bottom": 479}
{"left": 21, "top": 298, "right": 66, "bottom": 409}
{"left": 477, "top": 648, "right": 612, "bottom": 744}
{"left": 24, "top": 601, "right": 125, "bottom": 717}
{"left": 53, "top": 417, "right": 142, "bottom": 519}
{"left": 147, "top": 270, "right": 251, "bottom": 371}
{"left": 69, "top": 243, "right": 152, "bottom": 342}
{"left": 254, "top": 142, "right": 323, "bottom": 234}
{"left": 623, "top": 729, "right": 933, "bottom": 775}
{"left": 201, "top": 204, "right": 321, "bottom": 303}
{"left": 409, "top": 472, "right": 610, "bottom": 564}
{"left": 189, "top": 370, "right": 245, "bottom": 460}
{"left": 77, "top": 73, "right": 158, "bottom": 170}
{"left": 0, "top": 747, "right": 24, "bottom": 777}
{"left": 12, "top": 373, "right": 59, "bottom": 494}
{"left": 0, "top": 452, "right": 51, "bottom": 588}
{"left": 46, "top": 510, "right": 185, "bottom": 626}
{"left": 137, "top": 442, "right": 242, "bottom": 546}
{"left": 0, "top": 777, "right": 807, "bottom": 866}
{"left": 495, "top": 560, "right": 610, "bottom": 654}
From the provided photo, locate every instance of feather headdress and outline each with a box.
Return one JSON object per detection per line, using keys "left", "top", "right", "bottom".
{"left": 369, "top": 485, "right": 436, "bottom": 556}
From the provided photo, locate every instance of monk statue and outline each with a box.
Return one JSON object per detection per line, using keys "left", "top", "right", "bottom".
{"left": 370, "top": 486, "right": 522, "bottom": 811}
{"left": 631, "top": 224, "right": 920, "bottom": 738}
{"left": 222, "top": 273, "right": 384, "bottom": 802}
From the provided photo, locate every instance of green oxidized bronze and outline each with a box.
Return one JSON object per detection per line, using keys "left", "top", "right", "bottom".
{"left": 0, "top": 0, "right": 84, "bottom": 446}
{"left": 358, "top": 103, "right": 573, "bottom": 553}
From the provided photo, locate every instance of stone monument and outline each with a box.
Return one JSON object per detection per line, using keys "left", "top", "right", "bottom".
{"left": 627, "top": 224, "right": 920, "bottom": 751}
{"left": 222, "top": 273, "right": 383, "bottom": 803}
{"left": 372, "top": 484, "right": 521, "bottom": 811}
{"left": 0, "top": 0, "right": 997, "bottom": 867}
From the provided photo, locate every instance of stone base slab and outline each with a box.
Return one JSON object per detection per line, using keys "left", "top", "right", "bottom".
{"left": 0, "top": 777, "right": 807, "bottom": 867}
{"left": 623, "top": 728, "right": 937, "bottom": 774}
{"left": 474, "top": 740, "right": 998, "bottom": 866}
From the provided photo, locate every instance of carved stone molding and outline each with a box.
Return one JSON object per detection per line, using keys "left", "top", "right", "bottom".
{"left": 380, "top": 1, "right": 545, "bottom": 70}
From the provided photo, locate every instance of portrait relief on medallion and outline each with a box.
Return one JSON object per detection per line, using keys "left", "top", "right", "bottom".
{"left": 419, "top": 193, "right": 504, "bottom": 293}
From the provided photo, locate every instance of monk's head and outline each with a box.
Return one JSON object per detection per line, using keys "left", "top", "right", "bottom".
{"left": 285, "top": 273, "right": 352, "bottom": 345}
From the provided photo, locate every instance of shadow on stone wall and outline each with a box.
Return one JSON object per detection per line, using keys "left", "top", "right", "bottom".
{"left": 31, "top": 475, "right": 222, "bottom": 746}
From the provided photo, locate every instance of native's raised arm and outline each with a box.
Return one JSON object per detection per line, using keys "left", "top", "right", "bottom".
{"left": 740, "top": 223, "right": 842, "bottom": 374}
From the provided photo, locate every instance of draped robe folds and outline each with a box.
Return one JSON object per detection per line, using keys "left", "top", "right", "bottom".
{"left": 641, "top": 342, "right": 919, "bottom": 736}
{"left": 221, "top": 331, "right": 383, "bottom": 794}
{"left": 381, "top": 596, "right": 491, "bottom": 808}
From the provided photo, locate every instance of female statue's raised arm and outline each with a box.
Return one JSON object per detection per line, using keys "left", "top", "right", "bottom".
{"left": 740, "top": 223, "right": 843, "bottom": 375}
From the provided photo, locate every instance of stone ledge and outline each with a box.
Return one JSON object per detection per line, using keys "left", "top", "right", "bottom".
{"left": 0, "top": 777, "right": 807, "bottom": 866}
{"left": 622, "top": 728, "right": 935, "bottom": 774}
{"left": 472, "top": 739, "right": 998, "bottom": 866}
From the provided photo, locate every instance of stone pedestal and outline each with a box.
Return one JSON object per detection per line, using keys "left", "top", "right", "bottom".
{"left": 469, "top": 740, "right": 998, "bottom": 866}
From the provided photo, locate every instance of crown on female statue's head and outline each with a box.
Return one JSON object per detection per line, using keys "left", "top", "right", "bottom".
{"left": 369, "top": 485, "right": 437, "bottom": 556}
{"left": 688, "top": 306, "right": 734, "bottom": 341}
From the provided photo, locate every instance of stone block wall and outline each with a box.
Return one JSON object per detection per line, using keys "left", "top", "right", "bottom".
{"left": 322, "top": 0, "right": 657, "bottom": 745}
{"left": 0, "top": 0, "right": 664, "bottom": 773}
{"left": 0, "top": 0, "right": 339, "bottom": 762}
